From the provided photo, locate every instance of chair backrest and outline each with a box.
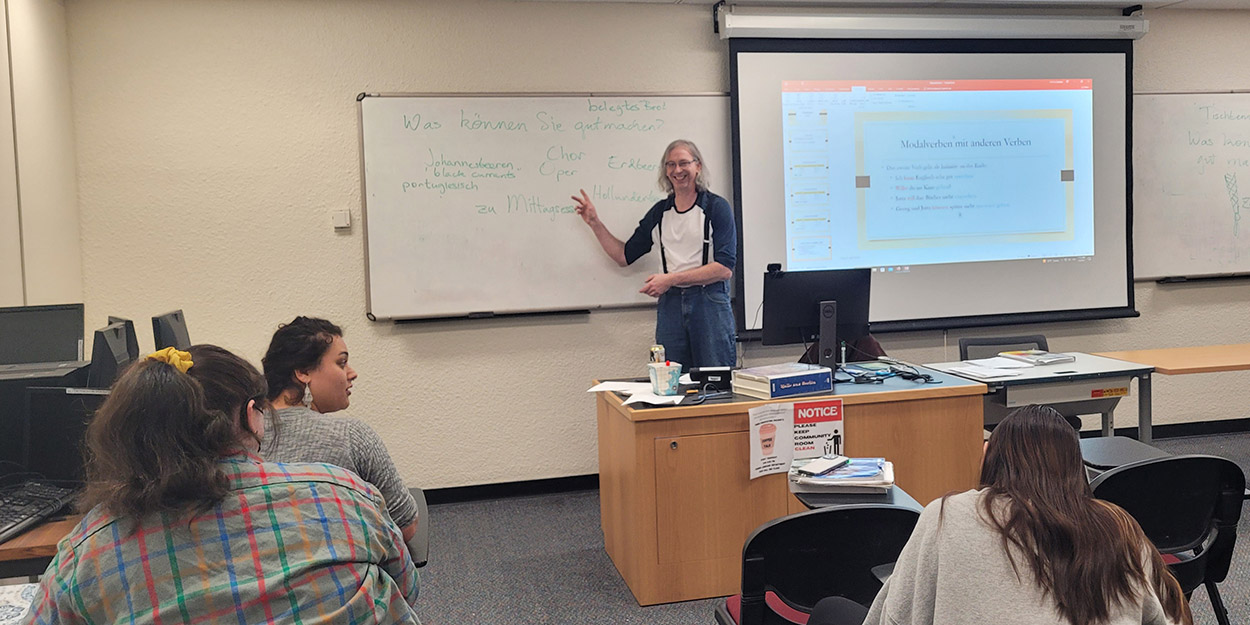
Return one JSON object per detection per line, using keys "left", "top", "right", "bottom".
{"left": 958, "top": 334, "right": 1048, "bottom": 361}
{"left": 1089, "top": 454, "right": 1245, "bottom": 591}
{"left": 738, "top": 503, "right": 920, "bottom": 625}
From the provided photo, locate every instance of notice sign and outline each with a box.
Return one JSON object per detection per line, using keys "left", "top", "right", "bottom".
{"left": 748, "top": 398, "right": 845, "bottom": 479}
{"left": 749, "top": 403, "right": 794, "bottom": 480}
{"left": 793, "top": 398, "right": 844, "bottom": 459}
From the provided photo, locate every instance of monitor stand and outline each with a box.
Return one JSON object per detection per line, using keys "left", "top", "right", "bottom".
{"left": 818, "top": 300, "right": 838, "bottom": 371}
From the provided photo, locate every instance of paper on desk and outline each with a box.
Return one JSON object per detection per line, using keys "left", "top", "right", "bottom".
{"left": 947, "top": 364, "right": 1024, "bottom": 381}
{"left": 623, "top": 391, "right": 685, "bottom": 406}
{"left": 586, "top": 381, "right": 652, "bottom": 394}
{"left": 965, "top": 356, "right": 1033, "bottom": 369}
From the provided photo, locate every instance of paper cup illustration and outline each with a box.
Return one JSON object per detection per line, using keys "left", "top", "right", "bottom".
{"left": 759, "top": 423, "right": 777, "bottom": 455}
{"left": 648, "top": 362, "right": 682, "bottom": 395}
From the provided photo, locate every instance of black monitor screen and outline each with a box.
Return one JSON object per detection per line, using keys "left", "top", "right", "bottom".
{"left": 88, "top": 322, "right": 135, "bottom": 388}
{"left": 24, "top": 387, "right": 109, "bottom": 486}
{"left": 762, "top": 269, "right": 871, "bottom": 347}
{"left": 152, "top": 310, "right": 191, "bottom": 350}
{"left": 0, "top": 304, "right": 84, "bottom": 365}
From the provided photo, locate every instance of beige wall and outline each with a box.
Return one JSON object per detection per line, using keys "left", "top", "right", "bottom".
{"left": 10, "top": 0, "right": 81, "bottom": 304}
{"left": 0, "top": 2, "right": 23, "bottom": 306}
{"left": 61, "top": 1, "right": 1250, "bottom": 488}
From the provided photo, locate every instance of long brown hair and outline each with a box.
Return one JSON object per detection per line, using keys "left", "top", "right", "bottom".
{"left": 977, "top": 405, "right": 1191, "bottom": 625}
{"left": 81, "top": 345, "right": 267, "bottom": 521}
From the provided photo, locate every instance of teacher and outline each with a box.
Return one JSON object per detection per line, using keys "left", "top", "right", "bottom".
{"left": 572, "top": 139, "right": 737, "bottom": 369}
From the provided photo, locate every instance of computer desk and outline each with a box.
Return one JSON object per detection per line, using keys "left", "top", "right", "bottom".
{"left": 594, "top": 366, "right": 985, "bottom": 605}
{"left": 927, "top": 353, "right": 1156, "bottom": 442}
{"left": 0, "top": 515, "right": 79, "bottom": 578}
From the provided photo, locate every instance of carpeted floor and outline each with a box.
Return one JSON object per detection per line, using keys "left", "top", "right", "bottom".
{"left": 417, "top": 432, "right": 1250, "bottom": 625}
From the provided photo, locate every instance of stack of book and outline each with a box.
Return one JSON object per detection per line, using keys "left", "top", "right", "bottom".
{"left": 788, "top": 457, "right": 894, "bottom": 494}
{"left": 731, "top": 362, "right": 833, "bottom": 400}
{"left": 997, "top": 349, "right": 1076, "bottom": 365}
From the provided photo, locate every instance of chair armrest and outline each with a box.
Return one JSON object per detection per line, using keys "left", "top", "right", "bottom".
{"left": 871, "top": 562, "right": 895, "bottom": 584}
{"left": 407, "top": 487, "right": 429, "bottom": 568}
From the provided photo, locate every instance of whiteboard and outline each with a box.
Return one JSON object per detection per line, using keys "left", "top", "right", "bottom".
{"left": 358, "top": 93, "right": 732, "bottom": 320}
{"left": 1134, "top": 93, "right": 1250, "bottom": 280}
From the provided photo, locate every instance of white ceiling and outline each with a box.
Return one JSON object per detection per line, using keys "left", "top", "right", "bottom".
{"left": 521, "top": 0, "right": 1250, "bottom": 8}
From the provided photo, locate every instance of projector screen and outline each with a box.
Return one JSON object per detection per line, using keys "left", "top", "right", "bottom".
{"left": 731, "top": 39, "right": 1137, "bottom": 333}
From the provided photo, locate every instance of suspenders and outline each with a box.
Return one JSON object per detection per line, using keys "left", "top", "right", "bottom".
{"left": 656, "top": 192, "right": 711, "bottom": 275}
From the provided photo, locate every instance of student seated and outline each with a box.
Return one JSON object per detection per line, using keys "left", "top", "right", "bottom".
{"left": 260, "top": 316, "right": 420, "bottom": 553}
{"left": 812, "top": 404, "right": 1191, "bottom": 625}
{"left": 23, "top": 345, "right": 420, "bottom": 625}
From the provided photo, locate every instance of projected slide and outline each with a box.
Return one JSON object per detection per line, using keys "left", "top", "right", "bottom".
{"left": 781, "top": 79, "right": 1094, "bottom": 270}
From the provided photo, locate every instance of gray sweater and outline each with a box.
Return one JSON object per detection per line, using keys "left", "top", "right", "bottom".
{"left": 261, "top": 405, "right": 419, "bottom": 529}
{"left": 864, "top": 489, "right": 1179, "bottom": 625}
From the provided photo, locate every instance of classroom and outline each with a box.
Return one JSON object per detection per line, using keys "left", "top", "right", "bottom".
{"left": 3, "top": 0, "right": 1250, "bottom": 623}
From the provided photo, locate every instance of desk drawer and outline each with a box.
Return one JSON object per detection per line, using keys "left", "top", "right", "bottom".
{"left": 1005, "top": 377, "right": 1134, "bottom": 407}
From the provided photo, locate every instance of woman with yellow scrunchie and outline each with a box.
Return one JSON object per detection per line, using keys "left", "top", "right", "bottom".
{"left": 23, "top": 345, "right": 422, "bottom": 625}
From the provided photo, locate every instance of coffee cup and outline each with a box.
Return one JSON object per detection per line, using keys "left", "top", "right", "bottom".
{"left": 648, "top": 361, "right": 682, "bottom": 396}
{"left": 759, "top": 423, "right": 777, "bottom": 455}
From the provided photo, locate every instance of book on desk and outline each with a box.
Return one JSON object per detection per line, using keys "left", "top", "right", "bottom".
{"left": 788, "top": 457, "right": 894, "bottom": 494}
{"left": 997, "top": 350, "right": 1076, "bottom": 365}
{"left": 732, "top": 362, "right": 833, "bottom": 400}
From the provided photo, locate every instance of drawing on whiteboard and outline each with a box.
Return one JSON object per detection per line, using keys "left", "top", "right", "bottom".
{"left": 1225, "top": 173, "right": 1242, "bottom": 237}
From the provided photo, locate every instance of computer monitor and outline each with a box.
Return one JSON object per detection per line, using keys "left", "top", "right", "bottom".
{"left": 762, "top": 269, "right": 871, "bottom": 369}
{"left": 23, "top": 386, "right": 109, "bottom": 486}
{"left": 152, "top": 310, "right": 191, "bottom": 350}
{"left": 88, "top": 322, "right": 135, "bottom": 388}
{"left": 107, "top": 316, "right": 140, "bottom": 361}
{"left": 0, "top": 304, "right": 84, "bottom": 365}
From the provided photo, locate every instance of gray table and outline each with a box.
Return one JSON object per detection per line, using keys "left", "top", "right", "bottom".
{"left": 928, "top": 353, "right": 1156, "bottom": 442}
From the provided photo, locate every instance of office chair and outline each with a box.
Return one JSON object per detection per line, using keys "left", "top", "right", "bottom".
{"left": 1089, "top": 454, "right": 1244, "bottom": 625}
{"left": 714, "top": 503, "right": 920, "bottom": 625}
{"left": 957, "top": 335, "right": 1049, "bottom": 361}
{"left": 410, "top": 486, "right": 430, "bottom": 568}
{"left": 957, "top": 335, "right": 1087, "bottom": 432}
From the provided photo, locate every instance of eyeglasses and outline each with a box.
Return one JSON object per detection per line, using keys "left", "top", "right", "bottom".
{"left": 665, "top": 159, "right": 698, "bottom": 170}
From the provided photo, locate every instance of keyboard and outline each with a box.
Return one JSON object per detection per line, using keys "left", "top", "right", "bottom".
{"left": 0, "top": 482, "right": 76, "bottom": 544}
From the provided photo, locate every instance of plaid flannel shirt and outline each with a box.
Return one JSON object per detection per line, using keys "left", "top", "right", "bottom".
{"left": 23, "top": 454, "right": 419, "bottom": 625}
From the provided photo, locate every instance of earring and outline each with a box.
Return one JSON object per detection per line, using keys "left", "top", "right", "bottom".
{"left": 302, "top": 383, "right": 312, "bottom": 407}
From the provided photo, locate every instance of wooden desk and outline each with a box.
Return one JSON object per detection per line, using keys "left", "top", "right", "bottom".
{"left": 1095, "top": 344, "right": 1250, "bottom": 375}
{"left": 595, "top": 369, "right": 985, "bottom": 605}
{"left": 0, "top": 515, "right": 79, "bottom": 578}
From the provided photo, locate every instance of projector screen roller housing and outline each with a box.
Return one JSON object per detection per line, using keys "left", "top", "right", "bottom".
{"left": 731, "top": 39, "right": 1136, "bottom": 333}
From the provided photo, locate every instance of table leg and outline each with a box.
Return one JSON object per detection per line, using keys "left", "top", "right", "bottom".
{"left": 1138, "top": 373, "right": 1152, "bottom": 444}
{"left": 1101, "top": 411, "right": 1113, "bottom": 437}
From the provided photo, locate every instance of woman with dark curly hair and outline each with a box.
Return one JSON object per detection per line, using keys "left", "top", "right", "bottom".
{"left": 260, "top": 316, "right": 420, "bottom": 555}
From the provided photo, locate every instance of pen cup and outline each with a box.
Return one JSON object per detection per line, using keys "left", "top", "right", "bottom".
{"left": 648, "top": 362, "right": 682, "bottom": 396}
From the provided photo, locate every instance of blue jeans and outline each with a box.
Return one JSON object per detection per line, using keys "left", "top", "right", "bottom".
{"left": 655, "top": 280, "right": 737, "bottom": 370}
